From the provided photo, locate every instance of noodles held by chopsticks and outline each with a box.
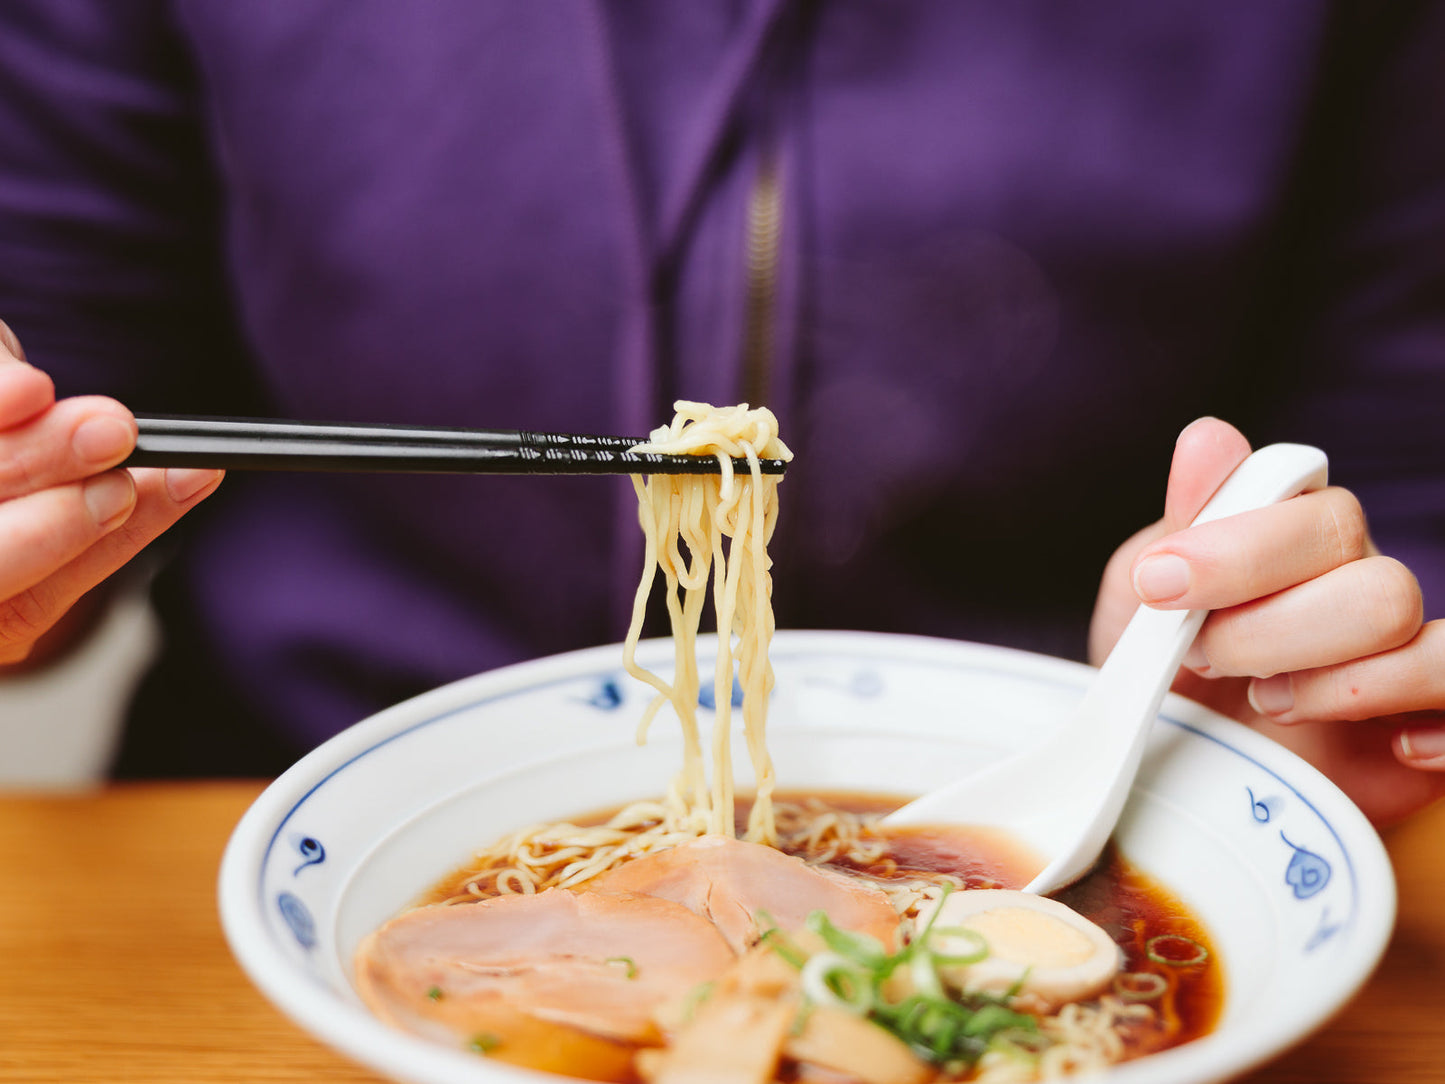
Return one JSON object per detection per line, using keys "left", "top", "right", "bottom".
{"left": 624, "top": 401, "right": 792, "bottom": 842}
{"left": 436, "top": 402, "right": 791, "bottom": 901}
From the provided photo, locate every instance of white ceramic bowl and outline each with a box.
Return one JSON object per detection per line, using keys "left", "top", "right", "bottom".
{"left": 219, "top": 631, "right": 1395, "bottom": 1084}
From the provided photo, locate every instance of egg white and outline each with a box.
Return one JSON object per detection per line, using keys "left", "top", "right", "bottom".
{"left": 918, "top": 889, "right": 1122, "bottom": 1011}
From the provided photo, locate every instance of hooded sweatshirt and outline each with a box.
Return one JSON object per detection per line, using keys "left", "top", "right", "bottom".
{"left": 0, "top": 2, "right": 1442, "bottom": 772}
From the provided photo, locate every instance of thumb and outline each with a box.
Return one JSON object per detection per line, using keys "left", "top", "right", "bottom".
{"left": 1160, "top": 417, "right": 1253, "bottom": 532}
{"left": 1089, "top": 417, "right": 1253, "bottom": 664}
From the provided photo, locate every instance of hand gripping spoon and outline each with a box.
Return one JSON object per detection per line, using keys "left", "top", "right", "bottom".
{"left": 885, "top": 442, "right": 1330, "bottom": 895}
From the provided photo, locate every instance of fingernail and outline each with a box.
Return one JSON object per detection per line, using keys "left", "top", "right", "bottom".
{"left": 1399, "top": 727, "right": 1445, "bottom": 765}
{"left": 1134, "top": 554, "right": 1191, "bottom": 603}
{"left": 72, "top": 415, "right": 134, "bottom": 464}
{"left": 165, "top": 467, "right": 222, "bottom": 502}
{"left": 83, "top": 472, "right": 135, "bottom": 527}
{"left": 1248, "top": 674, "right": 1294, "bottom": 717}
{"left": 1182, "top": 640, "right": 1209, "bottom": 673}
{"left": 0, "top": 318, "right": 26, "bottom": 361}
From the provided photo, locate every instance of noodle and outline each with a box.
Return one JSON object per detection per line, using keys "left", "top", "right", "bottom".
{"left": 1032, "top": 997, "right": 1156, "bottom": 1080}
{"left": 433, "top": 402, "right": 791, "bottom": 902}
{"left": 623, "top": 401, "right": 792, "bottom": 842}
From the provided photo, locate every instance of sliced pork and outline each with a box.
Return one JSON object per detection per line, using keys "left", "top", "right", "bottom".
{"left": 587, "top": 834, "right": 900, "bottom": 952}
{"left": 354, "top": 887, "right": 734, "bottom": 1046}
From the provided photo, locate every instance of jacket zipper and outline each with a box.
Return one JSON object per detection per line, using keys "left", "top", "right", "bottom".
{"left": 741, "top": 152, "right": 782, "bottom": 408}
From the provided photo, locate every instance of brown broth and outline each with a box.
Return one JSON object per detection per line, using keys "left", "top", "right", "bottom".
{"left": 756, "top": 789, "right": 1047, "bottom": 889}
{"left": 1053, "top": 848, "right": 1225, "bottom": 1055}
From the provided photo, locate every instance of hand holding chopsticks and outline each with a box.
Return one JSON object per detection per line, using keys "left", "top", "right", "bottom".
{"left": 122, "top": 415, "right": 789, "bottom": 476}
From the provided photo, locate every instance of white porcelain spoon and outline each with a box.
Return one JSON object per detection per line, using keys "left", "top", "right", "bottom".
{"left": 885, "top": 442, "right": 1330, "bottom": 895}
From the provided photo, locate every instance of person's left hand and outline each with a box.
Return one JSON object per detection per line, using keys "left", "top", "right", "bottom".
{"left": 1090, "top": 417, "right": 1445, "bottom": 826}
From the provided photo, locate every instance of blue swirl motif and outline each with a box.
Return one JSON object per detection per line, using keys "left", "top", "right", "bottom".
{"left": 1246, "top": 786, "right": 1280, "bottom": 824}
{"left": 277, "top": 891, "right": 316, "bottom": 950}
{"left": 1245, "top": 787, "right": 1340, "bottom": 950}
{"left": 1280, "top": 831, "right": 1332, "bottom": 900}
{"left": 698, "top": 675, "right": 744, "bottom": 711}
{"left": 291, "top": 835, "right": 326, "bottom": 876}
{"left": 580, "top": 677, "right": 624, "bottom": 711}
{"left": 1306, "top": 907, "right": 1344, "bottom": 952}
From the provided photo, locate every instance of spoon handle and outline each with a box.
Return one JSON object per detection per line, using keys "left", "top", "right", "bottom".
{"left": 1025, "top": 442, "right": 1330, "bottom": 893}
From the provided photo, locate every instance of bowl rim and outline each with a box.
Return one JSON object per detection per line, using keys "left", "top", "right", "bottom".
{"left": 218, "top": 630, "right": 1397, "bottom": 1084}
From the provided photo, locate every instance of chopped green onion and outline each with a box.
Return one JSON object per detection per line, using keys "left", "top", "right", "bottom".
{"left": 783, "top": 896, "right": 1047, "bottom": 1072}
{"left": 680, "top": 981, "right": 715, "bottom": 1023}
{"left": 963, "top": 1003, "right": 1026, "bottom": 1038}
{"left": 468, "top": 1032, "right": 501, "bottom": 1054}
{"left": 873, "top": 992, "right": 1037, "bottom": 1066}
{"left": 1002, "top": 971, "right": 1031, "bottom": 1001}
{"left": 913, "top": 884, "right": 957, "bottom": 944}
{"left": 605, "top": 955, "right": 638, "bottom": 979}
{"left": 988, "top": 1027, "right": 1051, "bottom": 1061}
{"left": 807, "top": 911, "right": 888, "bottom": 968}
{"left": 1114, "top": 971, "right": 1169, "bottom": 1002}
{"left": 426, "top": 985, "right": 443, "bottom": 1001}
{"left": 908, "top": 999, "right": 972, "bottom": 1058}
{"left": 909, "top": 946, "right": 946, "bottom": 1000}
{"left": 758, "top": 925, "right": 809, "bottom": 969}
{"left": 789, "top": 1000, "right": 815, "bottom": 1037}
{"left": 1146, "top": 934, "right": 1209, "bottom": 967}
{"left": 801, "top": 952, "right": 874, "bottom": 1015}
{"left": 926, "top": 925, "right": 989, "bottom": 967}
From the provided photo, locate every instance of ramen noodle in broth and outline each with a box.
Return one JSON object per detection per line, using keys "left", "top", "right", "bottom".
{"left": 353, "top": 403, "right": 1222, "bottom": 1083}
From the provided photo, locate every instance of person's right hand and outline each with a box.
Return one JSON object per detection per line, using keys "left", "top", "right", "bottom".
{"left": 0, "top": 319, "right": 223, "bottom": 666}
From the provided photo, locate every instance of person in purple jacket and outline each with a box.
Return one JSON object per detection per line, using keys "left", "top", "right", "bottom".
{"left": 0, "top": 4, "right": 1441, "bottom": 823}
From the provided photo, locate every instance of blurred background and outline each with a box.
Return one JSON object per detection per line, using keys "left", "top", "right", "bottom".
{"left": 0, "top": 580, "right": 155, "bottom": 785}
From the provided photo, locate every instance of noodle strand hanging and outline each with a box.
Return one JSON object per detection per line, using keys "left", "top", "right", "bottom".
{"left": 624, "top": 401, "right": 791, "bottom": 842}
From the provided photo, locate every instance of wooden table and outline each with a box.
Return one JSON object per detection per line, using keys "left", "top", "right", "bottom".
{"left": 1, "top": 782, "right": 1441, "bottom": 1083}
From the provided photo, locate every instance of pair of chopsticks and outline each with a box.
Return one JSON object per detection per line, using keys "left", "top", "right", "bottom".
{"left": 121, "top": 415, "right": 788, "bottom": 476}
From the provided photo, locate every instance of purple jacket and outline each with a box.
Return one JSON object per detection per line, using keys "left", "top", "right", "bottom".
{"left": 1, "top": 3, "right": 1442, "bottom": 773}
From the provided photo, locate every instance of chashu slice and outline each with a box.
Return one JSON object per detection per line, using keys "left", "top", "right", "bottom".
{"left": 355, "top": 887, "right": 734, "bottom": 1046}
{"left": 587, "top": 834, "right": 900, "bottom": 953}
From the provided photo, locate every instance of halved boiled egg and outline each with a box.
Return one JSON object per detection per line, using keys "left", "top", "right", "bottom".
{"left": 917, "top": 889, "right": 1122, "bottom": 1012}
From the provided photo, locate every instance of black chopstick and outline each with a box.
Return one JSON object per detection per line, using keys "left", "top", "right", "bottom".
{"left": 121, "top": 415, "right": 788, "bottom": 476}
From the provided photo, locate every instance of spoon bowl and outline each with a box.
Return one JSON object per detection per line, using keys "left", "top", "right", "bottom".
{"left": 884, "top": 442, "right": 1331, "bottom": 894}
